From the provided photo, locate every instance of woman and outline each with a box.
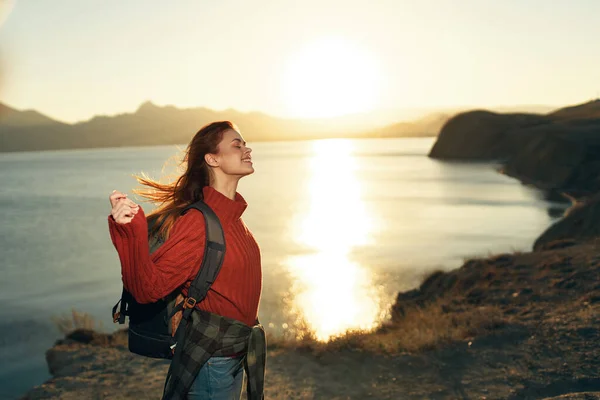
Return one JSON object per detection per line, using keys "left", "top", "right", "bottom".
{"left": 108, "top": 121, "right": 264, "bottom": 400}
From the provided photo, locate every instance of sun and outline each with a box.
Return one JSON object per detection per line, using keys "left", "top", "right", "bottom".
{"left": 282, "top": 37, "right": 381, "bottom": 119}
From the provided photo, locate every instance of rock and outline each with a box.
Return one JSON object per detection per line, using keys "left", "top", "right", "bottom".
{"left": 534, "top": 194, "right": 600, "bottom": 250}
{"left": 24, "top": 334, "right": 170, "bottom": 399}
{"left": 502, "top": 124, "right": 600, "bottom": 197}
{"left": 428, "top": 100, "right": 600, "bottom": 199}
{"left": 428, "top": 110, "right": 550, "bottom": 160}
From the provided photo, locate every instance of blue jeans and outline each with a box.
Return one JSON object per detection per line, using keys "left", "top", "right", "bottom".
{"left": 187, "top": 355, "right": 245, "bottom": 400}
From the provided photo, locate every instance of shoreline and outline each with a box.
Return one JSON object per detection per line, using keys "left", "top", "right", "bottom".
{"left": 21, "top": 214, "right": 600, "bottom": 399}
{"left": 21, "top": 244, "right": 600, "bottom": 399}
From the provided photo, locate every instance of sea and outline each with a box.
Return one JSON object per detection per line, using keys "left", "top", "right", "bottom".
{"left": 0, "top": 137, "right": 569, "bottom": 399}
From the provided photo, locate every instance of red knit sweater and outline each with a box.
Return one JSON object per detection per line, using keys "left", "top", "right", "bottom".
{"left": 108, "top": 186, "right": 262, "bottom": 327}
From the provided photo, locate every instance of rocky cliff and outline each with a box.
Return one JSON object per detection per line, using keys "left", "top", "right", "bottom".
{"left": 429, "top": 100, "right": 600, "bottom": 198}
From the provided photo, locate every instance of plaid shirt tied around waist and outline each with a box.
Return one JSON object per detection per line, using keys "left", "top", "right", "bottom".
{"left": 162, "top": 309, "right": 266, "bottom": 400}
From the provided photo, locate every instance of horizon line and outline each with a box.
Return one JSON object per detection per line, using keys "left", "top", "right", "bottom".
{"left": 1, "top": 98, "right": 588, "bottom": 126}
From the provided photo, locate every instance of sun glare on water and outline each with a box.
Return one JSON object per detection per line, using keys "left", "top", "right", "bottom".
{"left": 282, "top": 37, "right": 381, "bottom": 119}
{"left": 285, "top": 140, "right": 385, "bottom": 341}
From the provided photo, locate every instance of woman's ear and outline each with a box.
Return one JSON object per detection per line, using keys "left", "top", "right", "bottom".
{"left": 205, "top": 153, "right": 219, "bottom": 167}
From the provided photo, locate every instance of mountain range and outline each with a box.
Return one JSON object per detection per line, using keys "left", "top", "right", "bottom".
{"left": 0, "top": 101, "right": 556, "bottom": 152}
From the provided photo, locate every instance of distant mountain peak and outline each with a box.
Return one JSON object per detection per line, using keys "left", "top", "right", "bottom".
{"left": 0, "top": 102, "right": 65, "bottom": 127}
{"left": 137, "top": 101, "right": 160, "bottom": 113}
{"left": 0, "top": 102, "right": 18, "bottom": 115}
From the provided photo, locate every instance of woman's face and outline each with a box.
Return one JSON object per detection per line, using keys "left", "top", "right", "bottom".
{"left": 211, "top": 128, "right": 254, "bottom": 177}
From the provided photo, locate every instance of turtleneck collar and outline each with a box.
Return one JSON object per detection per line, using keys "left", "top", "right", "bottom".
{"left": 202, "top": 186, "right": 247, "bottom": 226}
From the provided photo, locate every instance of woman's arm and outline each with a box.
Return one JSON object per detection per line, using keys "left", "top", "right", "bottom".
{"left": 108, "top": 207, "right": 206, "bottom": 303}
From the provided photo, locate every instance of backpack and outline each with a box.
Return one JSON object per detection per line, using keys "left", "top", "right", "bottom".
{"left": 111, "top": 200, "right": 225, "bottom": 359}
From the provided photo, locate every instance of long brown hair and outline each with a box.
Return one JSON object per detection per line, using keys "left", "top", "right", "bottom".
{"left": 132, "top": 121, "right": 238, "bottom": 239}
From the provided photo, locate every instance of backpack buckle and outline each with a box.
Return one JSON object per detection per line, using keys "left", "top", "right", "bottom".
{"left": 183, "top": 297, "right": 197, "bottom": 309}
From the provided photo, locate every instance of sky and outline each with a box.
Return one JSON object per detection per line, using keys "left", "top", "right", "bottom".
{"left": 0, "top": 0, "right": 599, "bottom": 123}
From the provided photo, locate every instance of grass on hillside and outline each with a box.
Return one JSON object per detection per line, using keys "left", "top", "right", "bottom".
{"left": 269, "top": 296, "right": 506, "bottom": 355}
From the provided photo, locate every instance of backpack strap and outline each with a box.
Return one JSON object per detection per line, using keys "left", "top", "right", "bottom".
{"left": 112, "top": 287, "right": 128, "bottom": 324}
{"left": 180, "top": 200, "right": 225, "bottom": 315}
{"left": 170, "top": 200, "right": 226, "bottom": 350}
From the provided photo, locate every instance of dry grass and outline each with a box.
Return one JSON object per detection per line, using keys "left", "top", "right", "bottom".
{"left": 266, "top": 318, "right": 322, "bottom": 350}
{"left": 327, "top": 299, "right": 506, "bottom": 354}
{"left": 51, "top": 309, "right": 102, "bottom": 335}
{"left": 462, "top": 250, "right": 523, "bottom": 264}
{"left": 269, "top": 297, "right": 507, "bottom": 355}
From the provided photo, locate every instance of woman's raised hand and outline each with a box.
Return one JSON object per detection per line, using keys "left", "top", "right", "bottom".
{"left": 109, "top": 190, "right": 140, "bottom": 224}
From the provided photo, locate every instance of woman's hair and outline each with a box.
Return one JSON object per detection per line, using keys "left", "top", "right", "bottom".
{"left": 132, "top": 121, "right": 239, "bottom": 239}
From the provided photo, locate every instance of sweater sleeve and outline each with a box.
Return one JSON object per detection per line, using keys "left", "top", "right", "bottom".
{"left": 107, "top": 206, "right": 206, "bottom": 303}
